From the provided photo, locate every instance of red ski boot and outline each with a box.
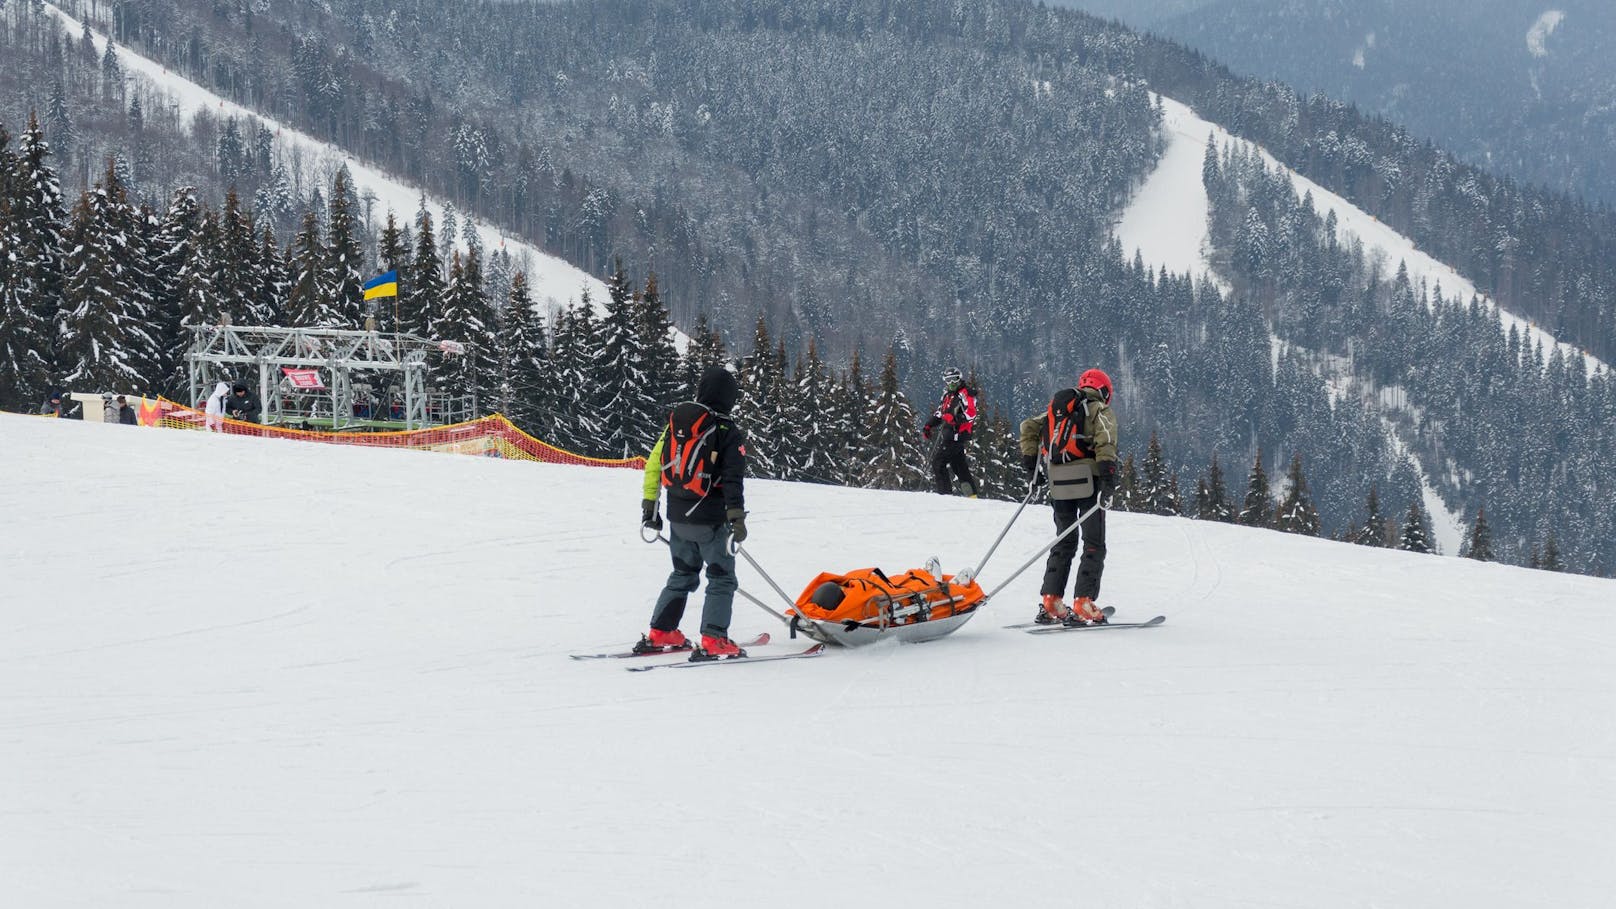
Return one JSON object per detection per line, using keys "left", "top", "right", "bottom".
{"left": 1063, "top": 596, "right": 1108, "bottom": 626}
{"left": 691, "top": 634, "right": 749, "bottom": 662}
{"left": 1034, "top": 593, "right": 1071, "bottom": 625}
{"left": 632, "top": 628, "right": 691, "bottom": 654}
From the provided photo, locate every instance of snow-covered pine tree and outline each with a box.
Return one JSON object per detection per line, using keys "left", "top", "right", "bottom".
{"left": 1541, "top": 532, "right": 1562, "bottom": 572}
{"left": 785, "top": 339, "right": 835, "bottom": 482}
{"left": 1238, "top": 450, "right": 1273, "bottom": 527}
{"left": 863, "top": 346, "right": 927, "bottom": 491}
{"left": 461, "top": 245, "right": 498, "bottom": 405}
{"left": 1351, "top": 485, "right": 1389, "bottom": 547}
{"left": 736, "top": 317, "right": 783, "bottom": 478}
{"left": 284, "top": 211, "right": 339, "bottom": 327}
{"left": 375, "top": 211, "right": 413, "bottom": 334}
{"left": 548, "top": 294, "right": 606, "bottom": 453}
{"left": 828, "top": 348, "right": 871, "bottom": 487}
{"left": 979, "top": 408, "right": 1021, "bottom": 500}
{"left": 1198, "top": 454, "right": 1234, "bottom": 522}
{"left": 125, "top": 198, "right": 166, "bottom": 390}
{"left": 57, "top": 174, "right": 156, "bottom": 392}
{"left": 408, "top": 207, "right": 444, "bottom": 338}
{"left": 483, "top": 248, "right": 513, "bottom": 320}
{"left": 6, "top": 113, "right": 67, "bottom": 380}
{"left": 0, "top": 124, "right": 48, "bottom": 409}
{"left": 1274, "top": 453, "right": 1321, "bottom": 536}
{"left": 1397, "top": 500, "right": 1434, "bottom": 554}
{"left": 498, "top": 271, "right": 551, "bottom": 435}
{"left": 1138, "top": 431, "right": 1180, "bottom": 515}
{"left": 1463, "top": 506, "right": 1494, "bottom": 562}
{"left": 256, "top": 224, "right": 289, "bottom": 327}
{"left": 634, "top": 272, "right": 680, "bottom": 416}
{"left": 1115, "top": 454, "right": 1140, "bottom": 512}
{"left": 325, "top": 168, "right": 365, "bottom": 328}
{"left": 149, "top": 187, "right": 202, "bottom": 394}
{"left": 594, "top": 260, "right": 656, "bottom": 457}
{"left": 216, "top": 189, "right": 258, "bottom": 325}
{"left": 434, "top": 251, "right": 493, "bottom": 407}
{"left": 681, "top": 312, "right": 727, "bottom": 396}
{"left": 173, "top": 211, "right": 222, "bottom": 392}
{"left": 438, "top": 203, "right": 458, "bottom": 259}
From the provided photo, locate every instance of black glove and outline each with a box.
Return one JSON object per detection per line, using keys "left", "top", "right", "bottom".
{"left": 1022, "top": 454, "right": 1041, "bottom": 480}
{"left": 922, "top": 424, "right": 934, "bottom": 441}
{"left": 1095, "top": 460, "right": 1118, "bottom": 498}
{"left": 727, "top": 508, "right": 749, "bottom": 544}
{"left": 641, "top": 499, "right": 663, "bottom": 531}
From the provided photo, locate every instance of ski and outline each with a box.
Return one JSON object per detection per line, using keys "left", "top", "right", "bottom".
{"left": 1002, "top": 606, "right": 1114, "bottom": 630}
{"left": 570, "top": 632, "right": 771, "bottom": 660}
{"left": 625, "top": 643, "right": 827, "bottom": 672}
{"left": 1025, "top": 615, "right": 1166, "bottom": 634}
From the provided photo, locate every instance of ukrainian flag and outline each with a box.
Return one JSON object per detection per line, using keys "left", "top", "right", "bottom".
{"left": 363, "top": 270, "right": 399, "bottom": 301}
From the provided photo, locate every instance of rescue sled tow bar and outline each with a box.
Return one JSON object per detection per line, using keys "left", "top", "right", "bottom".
{"left": 980, "top": 495, "right": 1109, "bottom": 603}
{"left": 953, "top": 478, "right": 1040, "bottom": 587}
{"left": 641, "top": 527, "right": 828, "bottom": 638}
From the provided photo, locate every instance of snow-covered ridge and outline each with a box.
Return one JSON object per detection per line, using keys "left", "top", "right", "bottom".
{"left": 1116, "top": 94, "right": 1609, "bottom": 377}
{"left": 40, "top": 2, "right": 609, "bottom": 318}
{"left": 1527, "top": 10, "right": 1566, "bottom": 58}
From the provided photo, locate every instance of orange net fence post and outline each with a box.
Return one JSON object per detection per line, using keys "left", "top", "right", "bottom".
{"left": 150, "top": 397, "right": 647, "bottom": 469}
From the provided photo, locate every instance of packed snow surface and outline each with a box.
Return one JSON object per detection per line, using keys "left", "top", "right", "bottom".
{"left": 4, "top": 415, "right": 1615, "bottom": 906}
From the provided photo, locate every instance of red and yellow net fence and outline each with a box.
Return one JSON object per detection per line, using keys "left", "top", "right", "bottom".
{"left": 139, "top": 397, "right": 645, "bottom": 470}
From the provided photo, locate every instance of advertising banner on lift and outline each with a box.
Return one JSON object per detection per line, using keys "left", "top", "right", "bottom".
{"left": 281, "top": 367, "right": 326, "bottom": 389}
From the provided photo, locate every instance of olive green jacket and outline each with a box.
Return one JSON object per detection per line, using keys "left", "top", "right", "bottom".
{"left": 1019, "top": 387, "right": 1118, "bottom": 463}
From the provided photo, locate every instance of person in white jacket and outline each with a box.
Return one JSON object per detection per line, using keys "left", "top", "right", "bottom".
{"left": 204, "top": 381, "right": 230, "bottom": 431}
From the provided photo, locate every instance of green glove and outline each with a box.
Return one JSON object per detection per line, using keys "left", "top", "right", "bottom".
{"left": 727, "top": 508, "right": 748, "bottom": 544}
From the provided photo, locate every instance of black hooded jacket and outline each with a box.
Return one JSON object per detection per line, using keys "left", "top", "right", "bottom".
{"left": 650, "top": 365, "right": 748, "bottom": 526}
{"left": 226, "top": 385, "right": 261, "bottom": 422}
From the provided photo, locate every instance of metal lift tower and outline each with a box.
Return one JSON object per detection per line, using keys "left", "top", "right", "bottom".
{"left": 186, "top": 325, "right": 476, "bottom": 431}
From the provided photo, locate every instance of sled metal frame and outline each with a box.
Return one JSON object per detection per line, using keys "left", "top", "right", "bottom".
{"left": 185, "top": 325, "right": 476, "bottom": 431}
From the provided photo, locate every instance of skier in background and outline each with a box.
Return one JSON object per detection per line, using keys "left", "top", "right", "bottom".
{"left": 1020, "top": 368, "right": 1119, "bottom": 626}
{"left": 116, "top": 396, "right": 138, "bottom": 425}
{"left": 922, "top": 366, "right": 980, "bottom": 497}
{"left": 637, "top": 363, "right": 752, "bottom": 661}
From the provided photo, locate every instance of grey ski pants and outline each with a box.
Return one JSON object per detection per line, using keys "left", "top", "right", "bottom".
{"left": 650, "top": 521, "right": 737, "bottom": 638}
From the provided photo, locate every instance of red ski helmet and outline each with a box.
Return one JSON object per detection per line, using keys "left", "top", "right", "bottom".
{"left": 1078, "top": 368, "right": 1113, "bottom": 403}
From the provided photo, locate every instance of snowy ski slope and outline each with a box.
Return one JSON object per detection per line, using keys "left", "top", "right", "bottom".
{"left": 1116, "top": 95, "right": 1609, "bottom": 376}
{"left": 3, "top": 415, "right": 1614, "bottom": 907}
{"left": 39, "top": 2, "right": 609, "bottom": 318}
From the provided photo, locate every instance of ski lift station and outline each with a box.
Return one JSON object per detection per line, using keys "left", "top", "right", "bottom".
{"left": 186, "top": 325, "right": 477, "bottom": 431}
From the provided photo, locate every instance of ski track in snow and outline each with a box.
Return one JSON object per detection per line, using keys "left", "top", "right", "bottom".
{"left": 41, "top": 2, "right": 610, "bottom": 320}
{"left": 3, "top": 415, "right": 1615, "bottom": 906}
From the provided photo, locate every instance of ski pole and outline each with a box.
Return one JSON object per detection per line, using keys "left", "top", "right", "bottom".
{"left": 981, "top": 496, "right": 1108, "bottom": 602}
{"left": 956, "top": 478, "right": 1039, "bottom": 585}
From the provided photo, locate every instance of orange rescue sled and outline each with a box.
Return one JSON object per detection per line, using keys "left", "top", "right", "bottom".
{"left": 788, "top": 566, "right": 986, "bottom": 646}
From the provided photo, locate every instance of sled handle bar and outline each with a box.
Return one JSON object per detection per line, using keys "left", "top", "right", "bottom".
{"left": 981, "top": 495, "right": 1109, "bottom": 603}
{"left": 957, "top": 477, "right": 1039, "bottom": 585}
{"left": 640, "top": 524, "right": 815, "bottom": 634}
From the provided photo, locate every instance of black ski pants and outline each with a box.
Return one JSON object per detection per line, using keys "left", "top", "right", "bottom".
{"left": 650, "top": 521, "right": 737, "bottom": 638}
{"left": 1040, "top": 495, "right": 1106, "bottom": 601}
{"left": 931, "top": 440, "right": 979, "bottom": 496}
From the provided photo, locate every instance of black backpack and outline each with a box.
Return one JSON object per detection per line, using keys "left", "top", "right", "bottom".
{"left": 1042, "top": 388, "right": 1092, "bottom": 464}
{"left": 660, "top": 402, "right": 720, "bottom": 497}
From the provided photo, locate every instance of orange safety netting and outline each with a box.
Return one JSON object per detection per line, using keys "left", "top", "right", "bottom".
{"left": 141, "top": 397, "right": 645, "bottom": 469}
